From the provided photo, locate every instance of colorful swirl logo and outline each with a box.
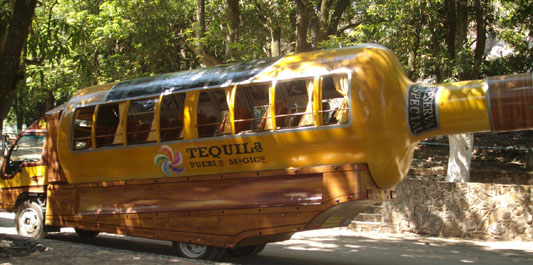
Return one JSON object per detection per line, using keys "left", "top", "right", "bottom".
{"left": 154, "top": 145, "right": 185, "bottom": 176}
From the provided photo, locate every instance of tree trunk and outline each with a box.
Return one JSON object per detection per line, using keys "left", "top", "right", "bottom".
{"left": 445, "top": 0, "right": 469, "bottom": 79}
{"left": 0, "top": 90, "right": 14, "bottom": 136}
{"left": 446, "top": 134, "right": 474, "bottom": 182}
{"left": 408, "top": 49, "right": 416, "bottom": 78}
{"left": 194, "top": 0, "right": 220, "bottom": 66}
{"left": 444, "top": 0, "right": 475, "bottom": 183}
{"left": 253, "top": 1, "right": 281, "bottom": 57}
{"left": 196, "top": 0, "right": 206, "bottom": 45}
{"left": 0, "top": 0, "right": 37, "bottom": 130}
{"left": 407, "top": 3, "right": 425, "bottom": 79}
{"left": 444, "top": 0, "right": 456, "bottom": 61}
{"left": 326, "top": 0, "right": 350, "bottom": 36}
{"left": 45, "top": 89, "right": 55, "bottom": 112}
{"left": 444, "top": 0, "right": 468, "bottom": 69}
{"left": 225, "top": 0, "right": 240, "bottom": 60}
{"left": 454, "top": 0, "right": 468, "bottom": 49}
{"left": 315, "top": 0, "right": 331, "bottom": 45}
{"left": 15, "top": 94, "right": 24, "bottom": 133}
{"left": 473, "top": 0, "right": 486, "bottom": 79}
{"left": 270, "top": 27, "right": 281, "bottom": 57}
{"left": 295, "top": 0, "right": 311, "bottom": 52}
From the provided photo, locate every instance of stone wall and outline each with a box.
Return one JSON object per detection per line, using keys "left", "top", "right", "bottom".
{"left": 379, "top": 179, "right": 533, "bottom": 241}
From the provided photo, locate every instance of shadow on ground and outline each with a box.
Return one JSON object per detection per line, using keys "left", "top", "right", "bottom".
{"left": 43, "top": 230, "right": 533, "bottom": 265}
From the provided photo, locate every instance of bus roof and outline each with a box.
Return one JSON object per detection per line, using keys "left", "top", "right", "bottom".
{"left": 69, "top": 44, "right": 390, "bottom": 106}
{"left": 105, "top": 57, "right": 279, "bottom": 101}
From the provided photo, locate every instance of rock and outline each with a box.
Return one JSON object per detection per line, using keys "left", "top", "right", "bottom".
{"left": 0, "top": 234, "right": 48, "bottom": 258}
{"left": 360, "top": 178, "right": 533, "bottom": 241}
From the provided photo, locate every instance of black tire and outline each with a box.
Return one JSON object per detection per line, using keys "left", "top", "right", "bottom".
{"left": 172, "top": 242, "right": 226, "bottom": 261}
{"left": 75, "top": 228, "right": 100, "bottom": 238}
{"left": 226, "top": 243, "right": 266, "bottom": 257}
{"left": 15, "top": 200, "right": 47, "bottom": 239}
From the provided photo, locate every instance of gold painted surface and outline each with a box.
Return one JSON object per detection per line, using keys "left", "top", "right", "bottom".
{"left": 430, "top": 80, "right": 490, "bottom": 137}
{"left": 55, "top": 45, "right": 526, "bottom": 190}
{"left": 0, "top": 165, "right": 47, "bottom": 188}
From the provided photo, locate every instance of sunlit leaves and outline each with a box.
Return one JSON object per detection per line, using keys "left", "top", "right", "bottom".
{"left": 4, "top": 0, "right": 532, "bottom": 128}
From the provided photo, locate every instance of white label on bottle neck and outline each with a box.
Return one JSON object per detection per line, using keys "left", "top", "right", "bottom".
{"left": 406, "top": 84, "right": 441, "bottom": 136}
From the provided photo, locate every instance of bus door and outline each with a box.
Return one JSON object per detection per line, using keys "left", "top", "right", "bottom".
{"left": 1, "top": 132, "right": 47, "bottom": 189}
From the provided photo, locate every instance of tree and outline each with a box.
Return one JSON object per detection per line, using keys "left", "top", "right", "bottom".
{"left": 293, "top": 0, "right": 353, "bottom": 52}
{"left": 0, "top": 0, "right": 37, "bottom": 135}
{"left": 442, "top": 0, "right": 490, "bottom": 182}
{"left": 294, "top": 0, "right": 311, "bottom": 52}
{"left": 192, "top": 0, "right": 221, "bottom": 66}
{"left": 446, "top": 134, "right": 474, "bottom": 182}
{"left": 225, "top": 0, "right": 240, "bottom": 60}
{"left": 2, "top": 0, "right": 531, "bottom": 137}
{"left": 252, "top": 0, "right": 291, "bottom": 57}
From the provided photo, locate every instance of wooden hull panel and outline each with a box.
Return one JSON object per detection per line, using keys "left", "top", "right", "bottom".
{"left": 45, "top": 164, "right": 388, "bottom": 247}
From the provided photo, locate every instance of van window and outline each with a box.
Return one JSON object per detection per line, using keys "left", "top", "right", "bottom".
{"left": 197, "top": 89, "right": 228, "bottom": 138}
{"left": 275, "top": 79, "right": 314, "bottom": 129}
{"left": 160, "top": 93, "right": 185, "bottom": 141}
{"left": 321, "top": 74, "right": 348, "bottom": 125}
{"left": 72, "top": 106, "right": 95, "bottom": 150}
{"left": 127, "top": 98, "right": 157, "bottom": 144}
{"left": 4, "top": 135, "right": 45, "bottom": 176}
{"left": 234, "top": 83, "right": 270, "bottom": 133}
{"left": 94, "top": 103, "right": 121, "bottom": 147}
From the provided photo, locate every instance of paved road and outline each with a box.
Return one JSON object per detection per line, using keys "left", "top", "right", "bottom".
{"left": 1, "top": 213, "right": 532, "bottom": 265}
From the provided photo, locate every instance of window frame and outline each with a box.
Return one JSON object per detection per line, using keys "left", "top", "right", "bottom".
{"left": 125, "top": 97, "right": 159, "bottom": 145}
{"left": 1, "top": 132, "right": 46, "bottom": 179}
{"left": 71, "top": 105, "right": 96, "bottom": 151}
{"left": 68, "top": 71, "right": 352, "bottom": 152}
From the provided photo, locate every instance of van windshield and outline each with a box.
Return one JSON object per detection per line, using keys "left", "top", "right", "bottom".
{"left": 4, "top": 135, "right": 45, "bottom": 176}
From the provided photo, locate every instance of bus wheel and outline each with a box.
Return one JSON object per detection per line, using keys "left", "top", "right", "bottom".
{"left": 15, "top": 200, "right": 47, "bottom": 239}
{"left": 226, "top": 243, "right": 266, "bottom": 257}
{"left": 172, "top": 242, "right": 225, "bottom": 261}
{"left": 75, "top": 228, "right": 100, "bottom": 238}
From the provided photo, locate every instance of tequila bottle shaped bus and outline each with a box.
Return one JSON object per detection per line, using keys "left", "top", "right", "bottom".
{"left": 1, "top": 44, "right": 531, "bottom": 260}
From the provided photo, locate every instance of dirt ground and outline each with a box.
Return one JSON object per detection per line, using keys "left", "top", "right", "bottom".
{"left": 1, "top": 213, "right": 533, "bottom": 265}
{"left": 2, "top": 228, "right": 533, "bottom": 265}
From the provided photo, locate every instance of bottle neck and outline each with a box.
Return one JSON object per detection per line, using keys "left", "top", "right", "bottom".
{"left": 407, "top": 73, "right": 533, "bottom": 141}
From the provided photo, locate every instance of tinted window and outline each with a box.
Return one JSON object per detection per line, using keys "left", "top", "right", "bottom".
{"left": 95, "top": 104, "right": 120, "bottom": 147}
{"left": 197, "top": 89, "right": 228, "bottom": 138}
{"left": 234, "top": 83, "right": 270, "bottom": 133}
{"left": 127, "top": 98, "right": 157, "bottom": 144}
{"left": 160, "top": 93, "right": 185, "bottom": 141}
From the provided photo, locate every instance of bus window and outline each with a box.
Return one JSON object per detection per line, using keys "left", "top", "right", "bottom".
{"left": 275, "top": 79, "right": 313, "bottom": 129}
{"left": 95, "top": 103, "right": 121, "bottom": 148}
{"left": 197, "top": 89, "right": 228, "bottom": 138}
{"left": 72, "top": 106, "right": 95, "bottom": 150}
{"left": 160, "top": 93, "right": 185, "bottom": 141}
{"left": 127, "top": 98, "right": 157, "bottom": 144}
{"left": 234, "top": 83, "right": 269, "bottom": 133}
{"left": 321, "top": 74, "right": 348, "bottom": 125}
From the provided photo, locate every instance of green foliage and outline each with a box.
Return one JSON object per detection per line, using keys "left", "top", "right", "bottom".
{"left": 5, "top": 0, "right": 532, "bottom": 127}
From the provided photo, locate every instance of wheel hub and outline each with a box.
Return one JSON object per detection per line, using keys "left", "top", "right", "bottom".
{"left": 178, "top": 242, "right": 207, "bottom": 258}
{"left": 19, "top": 208, "right": 39, "bottom": 234}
